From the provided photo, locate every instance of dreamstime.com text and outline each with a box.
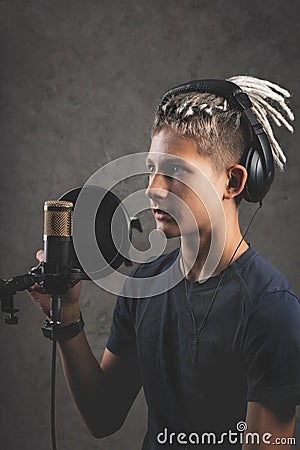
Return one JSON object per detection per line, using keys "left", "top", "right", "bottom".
{"left": 156, "top": 422, "right": 296, "bottom": 446}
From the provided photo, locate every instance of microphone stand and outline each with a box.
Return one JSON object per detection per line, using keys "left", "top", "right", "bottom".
{"left": 0, "top": 272, "right": 36, "bottom": 324}
{"left": 48, "top": 291, "right": 62, "bottom": 450}
{"left": 0, "top": 264, "right": 83, "bottom": 326}
{"left": 49, "top": 295, "right": 62, "bottom": 337}
{"left": 0, "top": 264, "right": 85, "bottom": 450}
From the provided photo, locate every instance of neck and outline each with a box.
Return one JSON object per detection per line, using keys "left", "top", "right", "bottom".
{"left": 180, "top": 208, "right": 249, "bottom": 282}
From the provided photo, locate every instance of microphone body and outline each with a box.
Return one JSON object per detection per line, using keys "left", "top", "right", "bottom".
{"left": 43, "top": 200, "right": 73, "bottom": 276}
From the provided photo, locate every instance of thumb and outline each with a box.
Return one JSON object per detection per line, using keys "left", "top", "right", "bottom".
{"left": 36, "top": 249, "right": 44, "bottom": 262}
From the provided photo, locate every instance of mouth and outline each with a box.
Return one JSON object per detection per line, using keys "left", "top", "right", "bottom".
{"left": 152, "top": 208, "right": 174, "bottom": 220}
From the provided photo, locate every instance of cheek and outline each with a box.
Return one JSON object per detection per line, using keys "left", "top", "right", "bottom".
{"left": 173, "top": 192, "right": 209, "bottom": 230}
{"left": 185, "top": 188, "right": 213, "bottom": 226}
{"left": 189, "top": 199, "right": 210, "bottom": 224}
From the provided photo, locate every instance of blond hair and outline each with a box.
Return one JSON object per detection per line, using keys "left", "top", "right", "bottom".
{"left": 152, "top": 75, "right": 294, "bottom": 174}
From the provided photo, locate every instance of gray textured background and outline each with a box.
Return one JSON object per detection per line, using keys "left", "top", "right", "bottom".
{"left": 0, "top": 1, "right": 299, "bottom": 449}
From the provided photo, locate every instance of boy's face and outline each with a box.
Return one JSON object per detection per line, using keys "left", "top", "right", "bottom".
{"left": 146, "top": 128, "right": 228, "bottom": 238}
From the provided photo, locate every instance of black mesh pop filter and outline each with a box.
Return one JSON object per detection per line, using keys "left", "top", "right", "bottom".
{"left": 59, "top": 186, "right": 132, "bottom": 280}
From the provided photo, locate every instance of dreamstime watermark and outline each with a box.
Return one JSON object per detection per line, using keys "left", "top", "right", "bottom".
{"left": 72, "top": 152, "right": 227, "bottom": 297}
{"left": 156, "top": 422, "right": 296, "bottom": 446}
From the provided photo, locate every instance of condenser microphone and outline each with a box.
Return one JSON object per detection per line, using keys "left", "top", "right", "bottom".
{"left": 43, "top": 200, "right": 73, "bottom": 275}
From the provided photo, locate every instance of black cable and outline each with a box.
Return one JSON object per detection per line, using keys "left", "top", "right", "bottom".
{"left": 183, "top": 201, "right": 263, "bottom": 342}
{"left": 47, "top": 202, "right": 262, "bottom": 450}
{"left": 49, "top": 294, "right": 61, "bottom": 450}
{"left": 51, "top": 334, "right": 58, "bottom": 450}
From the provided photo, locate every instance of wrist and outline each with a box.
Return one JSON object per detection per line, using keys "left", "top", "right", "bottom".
{"left": 42, "top": 311, "right": 84, "bottom": 342}
{"left": 59, "top": 304, "right": 81, "bottom": 326}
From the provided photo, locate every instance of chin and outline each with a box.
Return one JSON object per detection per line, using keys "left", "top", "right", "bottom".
{"left": 155, "top": 221, "right": 181, "bottom": 238}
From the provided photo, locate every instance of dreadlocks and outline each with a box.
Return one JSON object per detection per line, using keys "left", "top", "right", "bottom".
{"left": 152, "top": 75, "right": 294, "bottom": 175}
{"left": 228, "top": 76, "right": 294, "bottom": 170}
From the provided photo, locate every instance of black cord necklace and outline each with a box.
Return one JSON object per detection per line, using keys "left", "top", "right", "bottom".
{"left": 182, "top": 201, "right": 263, "bottom": 343}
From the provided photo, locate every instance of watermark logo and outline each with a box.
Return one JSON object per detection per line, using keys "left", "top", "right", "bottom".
{"left": 156, "top": 422, "right": 296, "bottom": 446}
{"left": 72, "top": 152, "right": 227, "bottom": 296}
{"left": 236, "top": 421, "right": 247, "bottom": 432}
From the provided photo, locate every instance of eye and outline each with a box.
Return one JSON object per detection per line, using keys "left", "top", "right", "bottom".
{"left": 147, "top": 164, "right": 155, "bottom": 174}
{"left": 173, "top": 165, "right": 182, "bottom": 173}
{"left": 164, "top": 164, "right": 185, "bottom": 177}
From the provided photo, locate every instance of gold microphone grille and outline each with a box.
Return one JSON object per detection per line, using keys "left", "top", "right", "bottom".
{"left": 43, "top": 200, "right": 73, "bottom": 237}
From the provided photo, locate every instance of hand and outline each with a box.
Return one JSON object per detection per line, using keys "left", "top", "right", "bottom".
{"left": 26, "top": 249, "right": 82, "bottom": 325}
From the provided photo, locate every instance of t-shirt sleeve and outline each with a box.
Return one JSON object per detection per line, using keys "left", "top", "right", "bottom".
{"left": 240, "top": 289, "right": 300, "bottom": 406}
{"left": 106, "top": 294, "right": 136, "bottom": 357}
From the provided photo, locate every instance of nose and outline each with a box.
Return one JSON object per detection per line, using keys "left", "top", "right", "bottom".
{"left": 145, "top": 173, "right": 169, "bottom": 201}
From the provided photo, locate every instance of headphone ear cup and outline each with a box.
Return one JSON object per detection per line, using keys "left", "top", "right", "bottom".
{"left": 243, "top": 147, "right": 271, "bottom": 203}
{"left": 159, "top": 79, "right": 275, "bottom": 203}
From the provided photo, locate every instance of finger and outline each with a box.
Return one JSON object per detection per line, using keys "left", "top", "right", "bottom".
{"left": 26, "top": 282, "right": 45, "bottom": 295}
{"left": 36, "top": 249, "right": 44, "bottom": 262}
{"left": 26, "top": 287, "right": 40, "bottom": 300}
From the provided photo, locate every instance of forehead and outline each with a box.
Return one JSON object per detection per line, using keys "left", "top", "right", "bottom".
{"left": 147, "top": 129, "right": 215, "bottom": 173}
{"left": 149, "top": 129, "right": 196, "bottom": 157}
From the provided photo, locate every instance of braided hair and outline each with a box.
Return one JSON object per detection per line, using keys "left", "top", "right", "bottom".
{"left": 152, "top": 75, "right": 294, "bottom": 176}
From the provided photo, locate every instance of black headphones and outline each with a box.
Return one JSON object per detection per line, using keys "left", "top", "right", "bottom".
{"left": 158, "top": 79, "right": 275, "bottom": 203}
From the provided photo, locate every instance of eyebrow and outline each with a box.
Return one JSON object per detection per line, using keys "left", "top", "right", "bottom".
{"left": 145, "top": 155, "right": 187, "bottom": 165}
{"left": 145, "top": 156, "right": 154, "bottom": 165}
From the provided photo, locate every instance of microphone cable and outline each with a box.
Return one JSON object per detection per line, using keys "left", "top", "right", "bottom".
{"left": 51, "top": 337, "right": 58, "bottom": 450}
{"left": 48, "top": 201, "right": 263, "bottom": 450}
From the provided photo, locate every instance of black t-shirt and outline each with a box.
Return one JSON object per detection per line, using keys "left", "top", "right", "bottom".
{"left": 106, "top": 245, "right": 300, "bottom": 449}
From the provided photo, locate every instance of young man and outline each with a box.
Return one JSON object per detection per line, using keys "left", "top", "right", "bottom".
{"left": 28, "top": 76, "right": 300, "bottom": 449}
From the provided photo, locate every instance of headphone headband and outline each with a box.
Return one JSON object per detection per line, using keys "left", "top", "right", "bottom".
{"left": 158, "top": 79, "right": 275, "bottom": 203}
{"left": 159, "top": 79, "right": 252, "bottom": 111}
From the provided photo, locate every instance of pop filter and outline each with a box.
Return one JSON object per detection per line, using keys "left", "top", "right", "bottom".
{"left": 59, "top": 186, "right": 134, "bottom": 280}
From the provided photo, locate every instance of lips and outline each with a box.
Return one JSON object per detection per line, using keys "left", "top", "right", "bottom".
{"left": 153, "top": 208, "right": 173, "bottom": 220}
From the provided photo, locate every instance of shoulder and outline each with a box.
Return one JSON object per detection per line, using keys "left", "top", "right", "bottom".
{"left": 119, "top": 247, "right": 180, "bottom": 299}
{"left": 235, "top": 248, "right": 300, "bottom": 351}
{"left": 234, "top": 246, "right": 297, "bottom": 309}
{"left": 132, "top": 247, "right": 180, "bottom": 277}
